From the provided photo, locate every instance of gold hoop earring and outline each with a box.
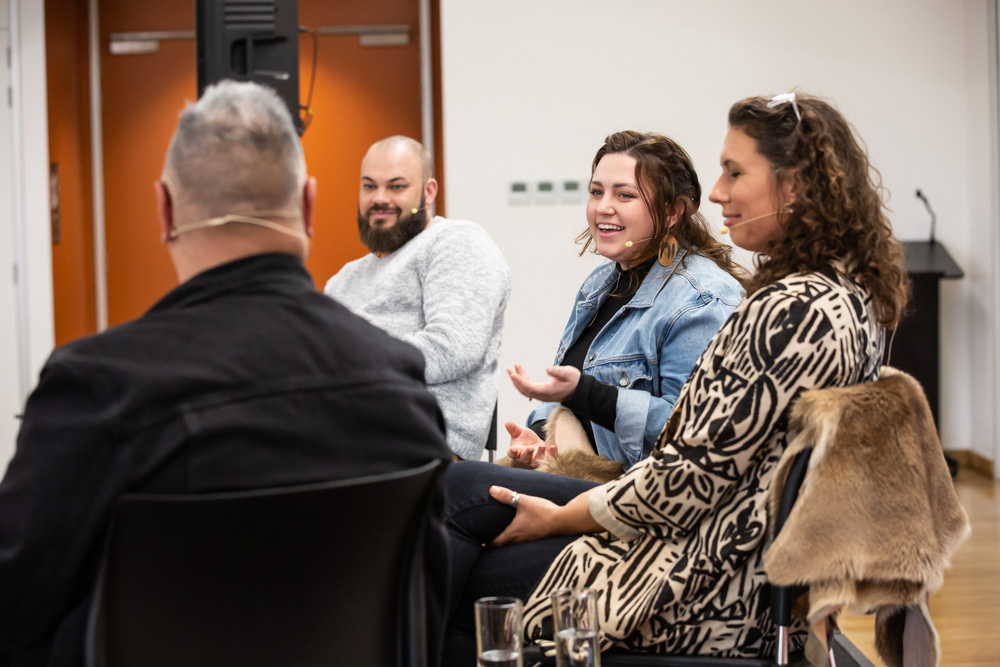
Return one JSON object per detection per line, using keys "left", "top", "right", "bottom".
{"left": 658, "top": 234, "right": 678, "bottom": 267}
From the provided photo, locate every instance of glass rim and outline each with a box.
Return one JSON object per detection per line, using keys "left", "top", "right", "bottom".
{"left": 474, "top": 595, "right": 523, "bottom": 609}
{"left": 550, "top": 586, "right": 596, "bottom": 599}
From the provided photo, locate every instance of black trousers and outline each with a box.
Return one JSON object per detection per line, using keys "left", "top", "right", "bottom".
{"left": 440, "top": 461, "right": 599, "bottom": 666}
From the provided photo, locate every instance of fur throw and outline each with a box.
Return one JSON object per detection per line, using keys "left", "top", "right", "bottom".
{"left": 495, "top": 407, "right": 624, "bottom": 483}
{"left": 764, "top": 367, "right": 970, "bottom": 667}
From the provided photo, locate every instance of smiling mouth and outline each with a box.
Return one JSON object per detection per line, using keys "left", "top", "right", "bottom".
{"left": 597, "top": 223, "right": 625, "bottom": 232}
{"left": 368, "top": 208, "right": 400, "bottom": 224}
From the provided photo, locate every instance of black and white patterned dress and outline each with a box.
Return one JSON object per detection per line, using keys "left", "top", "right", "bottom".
{"left": 522, "top": 269, "right": 884, "bottom": 657}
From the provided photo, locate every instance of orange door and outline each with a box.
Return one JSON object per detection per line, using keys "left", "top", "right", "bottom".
{"left": 46, "top": 0, "right": 97, "bottom": 345}
{"left": 96, "top": 0, "right": 426, "bottom": 327}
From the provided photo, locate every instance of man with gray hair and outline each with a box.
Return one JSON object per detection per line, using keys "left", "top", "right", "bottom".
{"left": 326, "top": 136, "right": 511, "bottom": 461}
{"left": 0, "top": 82, "right": 450, "bottom": 666}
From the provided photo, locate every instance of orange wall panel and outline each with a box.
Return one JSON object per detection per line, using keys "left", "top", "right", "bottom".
{"left": 46, "top": 0, "right": 97, "bottom": 345}
{"left": 299, "top": 0, "right": 423, "bottom": 284}
{"left": 96, "top": 0, "right": 425, "bottom": 327}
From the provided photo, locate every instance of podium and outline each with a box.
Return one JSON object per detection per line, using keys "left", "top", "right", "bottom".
{"left": 884, "top": 240, "right": 963, "bottom": 437}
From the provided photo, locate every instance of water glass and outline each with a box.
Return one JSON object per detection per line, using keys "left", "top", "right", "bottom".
{"left": 550, "top": 587, "right": 601, "bottom": 667}
{"left": 475, "top": 596, "right": 524, "bottom": 667}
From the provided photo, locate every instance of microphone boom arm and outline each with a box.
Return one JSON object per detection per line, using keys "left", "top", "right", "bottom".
{"left": 915, "top": 188, "right": 936, "bottom": 244}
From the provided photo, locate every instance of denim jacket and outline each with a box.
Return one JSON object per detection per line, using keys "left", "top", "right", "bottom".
{"left": 528, "top": 250, "right": 744, "bottom": 469}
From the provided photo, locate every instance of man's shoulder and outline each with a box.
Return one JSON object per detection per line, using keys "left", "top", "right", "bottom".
{"left": 424, "top": 217, "right": 497, "bottom": 247}
{"left": 45, "top": 282, "right": 429, "bottom": 393}
{"left": 427, "top": 215, "right": 481, "bottom": 232}
{"left": 329, "top": 252, "right": 376, "bottom": 277}
{"left": 424, "top": 217, "right": 510, "bottom": 272}
{"left": 47, "top": 315, "right": 148, "bottom": 366}
{"left": 324, "top": 253, "right": 377, "bottom": 295}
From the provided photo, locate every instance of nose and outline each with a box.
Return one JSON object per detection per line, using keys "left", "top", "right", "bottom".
{"left": 599, "top": 192, "right": 615, "bottom": 215}
{"left": 708, "top": 176, "right": 727, "bottom": 205}
{"left": 372, "top": 187, "right": 390, "bottom": 205}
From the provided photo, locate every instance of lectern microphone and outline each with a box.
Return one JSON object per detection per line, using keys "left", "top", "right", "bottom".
{"left": 915, "top": 188, "right": 937, "bottom": 244}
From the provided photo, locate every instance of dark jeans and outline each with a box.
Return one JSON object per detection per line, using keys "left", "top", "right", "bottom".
{"left": 441, "top": 461, "right": 599, "bottom": 666}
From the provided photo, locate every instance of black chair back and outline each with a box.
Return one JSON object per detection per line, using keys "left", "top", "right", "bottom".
{"left": 86, "top": 460, "right": 443, "bottom": 667}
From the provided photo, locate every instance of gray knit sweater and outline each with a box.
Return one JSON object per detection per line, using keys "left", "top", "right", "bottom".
{"left": 324, "top": 217, "right": 511, "bottom": 460}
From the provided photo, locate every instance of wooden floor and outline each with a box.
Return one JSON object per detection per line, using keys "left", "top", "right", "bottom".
{"left": 838, "top": 469, "right": 1000, "bottom": 666}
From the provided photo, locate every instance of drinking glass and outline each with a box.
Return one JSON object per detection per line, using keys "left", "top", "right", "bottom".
{"left": 550, "top": 587, "right": 601, "bottom": 667}
{"left": 475, "top": 596, "right": 524, "bottom": 667}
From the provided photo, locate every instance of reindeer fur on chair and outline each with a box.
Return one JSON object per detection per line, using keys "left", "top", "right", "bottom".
{"left": 495, "top": 407, "right": 625, "bottom": 483}
{"left": 764, "top": 367, "right": 970, "bottom": 667}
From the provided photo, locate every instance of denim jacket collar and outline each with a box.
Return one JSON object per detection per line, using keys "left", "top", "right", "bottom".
{"left": 558, "top": 248, "right": 690, "bottom": 364}
{"left": 580, "top": 247, "right": 689, "bottom": 310}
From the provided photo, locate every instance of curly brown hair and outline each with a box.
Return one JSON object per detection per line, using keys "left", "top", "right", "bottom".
{"left": 728, "top": 94, "right": 908, "bottom": 328}
{"left": 577, "top": 130, "right": 748, "bottom": 285}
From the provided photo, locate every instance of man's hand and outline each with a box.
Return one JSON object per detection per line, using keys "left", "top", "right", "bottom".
{"left": 507, "top": 363, "right": 582, "bottom": 403}
{"left": 504, "top": 421, "right": 556, "bottom": 468}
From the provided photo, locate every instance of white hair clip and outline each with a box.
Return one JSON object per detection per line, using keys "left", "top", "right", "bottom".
{"left": 768, "top": 92, "right": 802, "bottom": 123}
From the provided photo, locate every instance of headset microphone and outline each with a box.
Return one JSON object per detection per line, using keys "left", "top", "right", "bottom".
{"left": 410, "top": 206, "right": 428, "bottom": 215}
{"left": 719, "top": 208, "right": 789, "bottom": 235}
{"left": 624, "top": 237, "right": 653, "bottom": 249}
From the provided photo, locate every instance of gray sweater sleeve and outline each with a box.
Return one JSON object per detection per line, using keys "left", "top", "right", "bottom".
{"left": 396, "top": 222, "right": 511, "bottom": 385}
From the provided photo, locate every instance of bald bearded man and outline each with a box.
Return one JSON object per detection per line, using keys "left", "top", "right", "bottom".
{"left": 326, "top": 136, "right": 511, "bottom": 462}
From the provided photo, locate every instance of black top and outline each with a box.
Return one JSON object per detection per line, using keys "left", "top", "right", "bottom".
{"left": 0, "top": 253, "right": 451, "bottom": 667}
{"left": 532, "top": 261, "right": 653, "bottom": 449}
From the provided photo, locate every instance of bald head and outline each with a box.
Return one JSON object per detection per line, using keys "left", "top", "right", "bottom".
{"left": 364, "top": 135, "right": 434, "bottom": 183}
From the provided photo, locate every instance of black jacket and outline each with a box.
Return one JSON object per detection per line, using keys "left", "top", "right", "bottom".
{"left": 0, "top": 253, "right": 451, "bottom": 666}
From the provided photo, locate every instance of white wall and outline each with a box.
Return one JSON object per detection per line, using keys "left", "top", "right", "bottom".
{"left": 0, "top": 0, "right": 18, "bottom": 472}
{"left": 441, "top": 0, "right": 999, "bottom": 466}
{"left": 1, "top": 0, "right": 53, "bottom": 473}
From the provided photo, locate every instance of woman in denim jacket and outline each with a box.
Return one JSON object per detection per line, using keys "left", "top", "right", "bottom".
{"left": 506, "top": 131, "right": 746, "bottom": 471}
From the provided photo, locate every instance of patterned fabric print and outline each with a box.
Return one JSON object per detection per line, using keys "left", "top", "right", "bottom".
{"left": 522, "top": 270, "right": 883, "bottom": 657}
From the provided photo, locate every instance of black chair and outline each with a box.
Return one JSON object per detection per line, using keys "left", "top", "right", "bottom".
{"left": 485, "top": 402, "right": 499, "bottom": 462}
{"left": 85, "top": 460, "right": 443, "bottom": 667}
{"left": 522, "top": 447, "right": 872, "bottom": 667}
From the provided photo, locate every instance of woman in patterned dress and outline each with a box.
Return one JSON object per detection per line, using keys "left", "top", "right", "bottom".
{"left": 440, "top": 93, "right": 908, "bottom": 664}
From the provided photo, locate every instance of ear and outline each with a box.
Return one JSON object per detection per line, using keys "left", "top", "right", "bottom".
{"left": 155, "top": 180, "right": 173, "bottom": 243}
{"left": 781, "top": 168, "right": 801, "bottom": 207}
{"left": 424, "top": 177, "right": 439, "bottom": 207}
{"left": 665, "top": 201, "right": 683, "bottom": 228}
{"left": 301, "top": 176, "right": 317, "bottom": 239}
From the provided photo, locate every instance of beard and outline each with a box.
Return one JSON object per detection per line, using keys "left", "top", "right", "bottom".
{"left": 357, "top": 196, "right": 429, "bottom": 254}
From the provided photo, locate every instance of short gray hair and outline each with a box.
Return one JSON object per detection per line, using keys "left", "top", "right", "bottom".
{"left": 163, "top": 80, "right": 305, "bottom": 214}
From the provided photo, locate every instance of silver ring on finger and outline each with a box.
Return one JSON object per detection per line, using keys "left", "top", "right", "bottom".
{"left": 510, "top": 491, "right": 520, "bottom": 509}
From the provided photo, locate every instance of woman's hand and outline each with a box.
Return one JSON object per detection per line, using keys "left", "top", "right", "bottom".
{"left": 489, "top": 485, "right": 605, "bottom": 545}
{"left": 504, "top": 421, "right": 556, "bottom": 467}
{"left": 507, "top": 363, "right": 582, "bottom": 403}
{"left": 489, "top": 486, "right": 562, "bottom": 545}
